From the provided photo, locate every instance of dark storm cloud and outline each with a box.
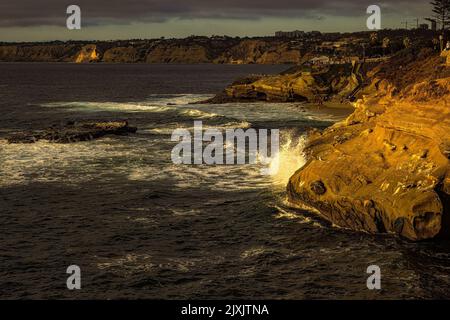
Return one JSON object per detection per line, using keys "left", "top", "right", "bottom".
{"left": 0, "top": 0, "right": 430, "bottom": 27}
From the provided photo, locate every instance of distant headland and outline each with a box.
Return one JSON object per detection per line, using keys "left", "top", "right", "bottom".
{"left": 0, "top": 29, "right": 435, "bottom": 64}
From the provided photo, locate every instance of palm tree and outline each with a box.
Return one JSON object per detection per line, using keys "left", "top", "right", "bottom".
{"left": 431, "top": 0, "right": 450, "bottom": 31}
{"left": 382, "top": 37, "right": 391, "bottom": 55}
{"left": 370, "top": 32, "right": 378, "bottom": 46}
{"left": 403, "top": 37, "right": 411, "bottom": 49}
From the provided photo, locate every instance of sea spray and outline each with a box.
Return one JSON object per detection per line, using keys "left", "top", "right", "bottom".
{"left": 264, "top": 131, "right": 307, "bottom": 186}
{"left": 171, "top": 121, "right": 279, "bottom": 175}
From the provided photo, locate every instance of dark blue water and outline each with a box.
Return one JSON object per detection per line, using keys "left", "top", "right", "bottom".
{"left": 1, "top": 63, "right": 450, "bottom": 299}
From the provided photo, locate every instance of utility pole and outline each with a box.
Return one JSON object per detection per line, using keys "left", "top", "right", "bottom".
{"left": 401, "top": 21, "right": 408, "bottom": 30}
{"left": 415, "top": 18, "right": 419, "bottom": 29}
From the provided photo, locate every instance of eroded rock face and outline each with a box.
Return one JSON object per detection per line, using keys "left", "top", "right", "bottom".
{"left": 202, "top": 64, "right": 360, "bottom": 104}
{"left": 7, "top": 120, "right": 137, "bottom": 144}
{"left": 74, "top": 45, "right": 99, "bottom": 63}
{"left": 0, "top": 39, "right": 304, "bottom": 64}
{"left": 0, "top": 44, "right": 81, "bottom": 62}
{"left": 146, "top": 44, "right": 210, "bottom": 63}
{"left": 287, "top": 53, "right": 450, "bottom": 241}
{"left": 213, "top": 40, "right": 302, "bottom": 64}
{"left": 102, "top": 47, "right": 139, "bottom": 63}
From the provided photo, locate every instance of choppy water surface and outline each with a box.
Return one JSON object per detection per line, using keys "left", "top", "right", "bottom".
{"left": 1, "top": 63, "right": 450, "bottom": 299}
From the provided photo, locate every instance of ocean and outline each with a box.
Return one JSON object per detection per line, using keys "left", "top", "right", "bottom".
{"left": 1, "top": 63, "right": 450, "bottom": 299}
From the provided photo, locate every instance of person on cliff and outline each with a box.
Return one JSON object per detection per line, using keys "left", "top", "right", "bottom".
{"left": 314, "top": 95, "right": 323, "bottom": 108}
{"left": 288, "top": 88, "right": 295, "bottom": 101}
{"left": 433, "top": 38, "right": 440, "bottom": 51}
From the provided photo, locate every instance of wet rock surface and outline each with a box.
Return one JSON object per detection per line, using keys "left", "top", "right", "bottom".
{"left": 7, "top": 120, "right": 137, "bottom": 144}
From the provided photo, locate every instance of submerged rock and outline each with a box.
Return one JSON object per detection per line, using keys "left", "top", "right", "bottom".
{"left": 7, "top": 120, "right": 137, "bottom": 144}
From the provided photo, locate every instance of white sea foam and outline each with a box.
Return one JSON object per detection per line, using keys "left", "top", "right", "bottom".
{"left": 5, "top": 96, "right": 326, "bottom": 195}
{"left": 40, "top": 94, "right": 213, "bottom": 113}
{"left": 39, "top": 98, "right": 346, "bottom": 124}
{"left": 147, "top": 94, "right": 213, "bottom": 105}
{"left": 41, "top": 101, "right": 172, "bottom": 113}
{"left": 262, "top": 132, "right": 307, "bottom": 186}
{"left": 143, "top": 120, "right": 251, "bottom": 136}
{"left": 240, "top": 247, "right": 267, "bottom": 259}
{"left": 0, "top": 138, "right": 168, "bottom": 187}
{"left": 178, "top": 108, "right": 220, "bottom": 119}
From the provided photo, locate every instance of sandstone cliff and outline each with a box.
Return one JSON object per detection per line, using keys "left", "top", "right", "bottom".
{"left": 0, "top": 44, "right": 80, "bottom": 62}
{"left": 146, "top": 44, "right": 210, "bottom": 63}
{"left": 0, "top": 43, "right": 100, "bottom": 62}
{"left": 102, "top": 46, "right": 139, "bottom": 63}
{"left": 287, "top": 48, "right": 450, "bottom": 241}
{"left": 203, "top": 63, "right": 361, "bottom": 104}
{"left": 0, "top": 38, "right": 304, "bottom": 64}
{"left": 74, "top": 44, "right": 99, "bottom": 63}
{"left": 0, "top": 30, "right": 434, "bottom": 64}
{"left": 213, "top": 40, "right": 302, "bottom": 64}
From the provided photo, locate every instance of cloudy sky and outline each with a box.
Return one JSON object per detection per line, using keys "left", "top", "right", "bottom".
{"left": 0, "top": 0, "right": 433, "bottom": 41}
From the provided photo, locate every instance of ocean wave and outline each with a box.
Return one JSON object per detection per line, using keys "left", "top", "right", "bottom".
{"left": 146, "top": 93, "right": 214, "bottom": 105}
{"left": 39, "top": 94, "right": 212, "bottom": 112}
{"left": 40, "top": 101, "right": 172, "bottom": 113}
{"left": 178, "top": 108, "right": 220, "bottom": 119}
{"left": 143, "top": 120, "right": 251, "bottom": 136}
{"left": 0, "top": 138, "right": 168, "bottom": 187}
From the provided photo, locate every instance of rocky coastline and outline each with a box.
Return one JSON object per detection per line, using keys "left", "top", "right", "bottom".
{"left": 4, "top": 34, "right": 448, "bottom": 241}
{"left": 198, "top": 63, "right": 365, "bottom": 105}
{"left": 0, "top": 38, "right": 306, "bottom": 64}
{"left": 0, "top": 29, "right": 433, "bottom": 64}
{"left": 203, "top": 46, "right": 450, "bottom": 241}
{"left": 286, "top": 48, "right": 450, "bottom": 241}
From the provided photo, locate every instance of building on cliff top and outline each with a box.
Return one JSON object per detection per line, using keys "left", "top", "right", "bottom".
{"left": 309, "top": 56, "right": 330, "bottom": 65}
{"left": 275, "top": 30, "right": 305, "bottom": 38}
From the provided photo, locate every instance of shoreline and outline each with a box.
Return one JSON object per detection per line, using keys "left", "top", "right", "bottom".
{"left": 288, "top": 48, "right": 450, "bottom": 241}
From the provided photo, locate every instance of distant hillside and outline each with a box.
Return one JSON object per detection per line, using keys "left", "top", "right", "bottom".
{"left": 0, "top": 30, "right": 436, "bottom": 64}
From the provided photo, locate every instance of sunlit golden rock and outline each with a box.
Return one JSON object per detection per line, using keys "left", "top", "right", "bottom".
{"left": 287, "top": 50, "right": 450, "bottom": 241}
{"left": 75, "top": 45, "right": 99, "bottom": 63}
